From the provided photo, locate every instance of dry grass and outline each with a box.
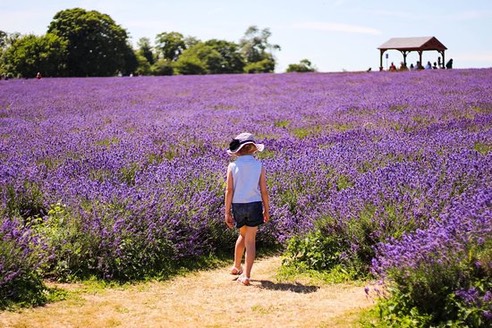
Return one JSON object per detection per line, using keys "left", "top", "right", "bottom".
{"left": 0, "top": 256, "right": 373, "bottom": 328}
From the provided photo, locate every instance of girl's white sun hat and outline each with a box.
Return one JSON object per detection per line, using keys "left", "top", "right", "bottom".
{"left": 227, "top": 132, "right": 264, "bottom": 155}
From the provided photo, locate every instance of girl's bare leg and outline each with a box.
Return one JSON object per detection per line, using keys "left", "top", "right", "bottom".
{"left": 234, "top": 232, "right": 245, "bottom": 270}
{"left": 243, "top": 226, "right": 258, "bottom": 278}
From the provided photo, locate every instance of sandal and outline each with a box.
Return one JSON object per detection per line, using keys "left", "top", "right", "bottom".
{"left": 230, "top": 266, "right": 243, "bottom": 275}
{"left": 237, "top": 275, "right": 250, "bottom": 286}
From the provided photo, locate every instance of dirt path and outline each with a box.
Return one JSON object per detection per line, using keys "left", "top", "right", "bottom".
{"left": 0, "top": 256, "right": 373, "bottom": 328}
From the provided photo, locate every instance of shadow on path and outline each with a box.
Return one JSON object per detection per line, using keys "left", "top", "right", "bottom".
{"left": 255, "top": 280, "right": 319, "bottom": 293}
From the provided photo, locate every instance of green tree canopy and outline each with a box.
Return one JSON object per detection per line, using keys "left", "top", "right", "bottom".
{"left": 175, "top": 42, "right": 218, "bottom": 75}
{"left": 286, "top": 59, "right": 317, "bottom": 73}
{"left": 137, "top": 37, "right": 155, "bottom": 65}
{"left": 175, "top": 40, "right": 246, "bottom": 75}
{"left": 3, "top": 33, "right": 68, "bottom": 77}
{"left": 204, "top": 39, "right": 245, "bottom": 74}
{"left": 239, "top": 25, "right": 280, "bottom": 73}
{"left": 0, "top": 30, "right": 7, "bottom": 49}
{"left": 155, "top": 32, "right": 187, "bottom": 62}
{"left": 47, "top": 8, "right": 135, "bottom": 77}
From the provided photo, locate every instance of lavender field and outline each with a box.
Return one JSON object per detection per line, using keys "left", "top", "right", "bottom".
{"left": 1, "top": 69, "right": 491, "bottom": 322}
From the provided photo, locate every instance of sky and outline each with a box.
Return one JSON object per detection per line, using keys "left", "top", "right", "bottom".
{"left": 1, "top": 0, "right": 492, "bottom": 73}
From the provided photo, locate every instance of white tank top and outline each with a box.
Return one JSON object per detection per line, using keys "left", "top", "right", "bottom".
{"left": 228, "top": 155, "right": 262, "bottom": 203}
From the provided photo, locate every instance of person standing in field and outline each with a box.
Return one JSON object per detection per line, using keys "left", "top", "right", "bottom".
{"left": 224, "top": 132, "right": 270, "bottom": 286}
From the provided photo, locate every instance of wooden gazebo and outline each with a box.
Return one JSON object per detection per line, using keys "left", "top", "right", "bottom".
{"left": 378, "top": 36, "right": 447, "bottom": 70}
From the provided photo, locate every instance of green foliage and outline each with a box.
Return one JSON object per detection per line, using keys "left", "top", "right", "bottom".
{"left": 0, "top": 270, "right": 47, "bottom": 309}
{"left": 152, "top": 59, "right": 174, "bottom": 76}
{"left": 244, "top": 57, "right": 276, "bottom": 73}
{"left": 473, "top": 141, "right": 492, "bottom": 155}
{"left": 119, "top": 162, "right": 140, "bottom": 186}
{"left": 175, "top": 56, "right": 207, "bottom": 75}
{"left": 47, "top": 8, "right": 134, "bottom": 77}
{"left": 283, "top": 229, "right": 347, "bottom": 271}
{"left": 2, "top": 20, "right": 281, "bottom": 77}
{"left": 286, "top": 59, "right": 316, "bottom": 73}
{"left": 175, "top": 42, "right": 220, "bottom": 75}
{"left": 136, "top": 37, "right": 155, "bottom": 65}
{"left": 2, "top": 33, "right": 68, "bottom": 77}
{"left": 274, "top": 119, "right": 290, "bottom": 128}
{"left": 32, "top": 202, "right": 88, "bottom": 281}
{"left": 0, "top": 219, "right": 47, "bottom": 309}
{"left": 376, "top": 239, "right": 492, "bottom": 327}
{"left": 174, "top": 39, "right": 246, "bottom": 75}
{"left": 239, "top": 25, "right": 280, "bottom": 65}
{"left": 5, "top": 181, "right": 46, "bottom": 220}
{"left": 204, "top": 39, "right": 245, "bottom": 73}
{"left": 135, "top": 53, "right": 152, "bottom": 75}
{"left": 281, "top": 199, "right": 422, "bottom": 282}
{"left": 281, "top": 215, "right": 365, "bottom": 282}
{"left": 336, "top": 174, "right": 354, "bottom": 191}
{"left": 155, "top": 31, "right": 186, "bottom": 62}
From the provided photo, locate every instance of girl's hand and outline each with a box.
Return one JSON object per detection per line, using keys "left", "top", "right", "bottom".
{"left": 263, "top": 212, "right": 270, "bottom": 223}
{"left": 225, "top": 213, "right": 234, "bottom": 229}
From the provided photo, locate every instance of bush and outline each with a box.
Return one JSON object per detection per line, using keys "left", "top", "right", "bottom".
{"left": 373, "top": 233, "right": 492, "bottom": 326}
{"left": 369, "top": 185, "right": 492, "bottom": 326}
{"left": 0, "top": 218, "right": 47, "bottom": 309}
{"left": 152, "top": 59, "right": 174, "bottom": 75}
{"left": 286, "top": 59, "right": 316, "bottom": 73}
{"left": 244, "top": 58, "right": 275, "bottom": 73}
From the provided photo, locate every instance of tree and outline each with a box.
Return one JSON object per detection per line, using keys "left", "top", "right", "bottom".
{"left": 137, "top": 37, "right": 155, "bottom": 65}
{"left": 3, "top": 33, "right": 68, "bottom": 77}
{"left": 47, "top": 8, "right": 135, "bottom": 77}
{"left": 155, "top": 32, "right": 186, "bottom": 62}
{"left": 152, "top": 58, "right": 174, "bottom": 76}
{"left": 135, "top": 53, "right": 152, "bottom": 76}
{"left": 204, "top": 39, "right": 245, "bottom": 74}
{"left": 121, "top": 42, "right": 138, "bottom": 76}
{"left": 286, "top": 59, "right": 317, "bottom": 73}
{"left": 0, "top": 31, "right": 21, "bottom": 77}
{"left": 239, "top": 26, "right": 280, "bottom": 73}
{"left": 0, "top": 30, "right": 7, "bottom": 49}
{"left": 174, "top": 38, "right": 245, "bottom": 75}
{"left": 0, "top": 31, "right": 21, "bottom": 50}
{"left": 174, "top": 42, "right": 218, "bottom": 75}
{"left": 243, "top": 56, "right": 275, "bottom": 74}
{"left": 0, "top": 31, "right": 7, "bottom": 76}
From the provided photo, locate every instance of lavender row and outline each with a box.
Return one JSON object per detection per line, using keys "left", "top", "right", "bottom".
{"left": 1, "top": 69, "right": 491, "bottom": 285}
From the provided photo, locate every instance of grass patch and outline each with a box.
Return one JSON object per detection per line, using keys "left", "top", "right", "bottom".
{"left": 274, "top": 119, "right": 290, "bottom": 128}
{"left": 95, "top": 137, "right": 120, "bottom": 148}
{"left": 278, "top": 259, "right": 365, "bottom": 285}
{"left": 474, "top": 141, "right": 492, "bottom": 155}
{"left": 292, "top": 126, "right": 322, "bottom": 139}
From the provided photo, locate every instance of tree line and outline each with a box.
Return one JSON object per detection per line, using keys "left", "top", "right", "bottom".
{"left": 0, "top": 8, "right": 315, "bottom": 78}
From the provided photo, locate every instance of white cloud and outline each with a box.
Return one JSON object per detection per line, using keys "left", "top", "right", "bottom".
{"left": 292, "top": 22, "right": 381, "bottom": 35}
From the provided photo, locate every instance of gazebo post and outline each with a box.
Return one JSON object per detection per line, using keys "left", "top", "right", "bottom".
{"left": 441, "top": 50, "right": 446, "bottom": 69}
{"left": 418, "top": 51, "right": 423, "bottom": 69}
{"left": 379, "top": 49, "right": 385, "bottom": 71}
{"left": 399, "top": 50, "right": 409, "bottom": 66}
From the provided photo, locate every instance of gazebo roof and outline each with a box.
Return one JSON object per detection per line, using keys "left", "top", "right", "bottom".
{"left": 378, "top": 36, "right": 447, "bottom": 51}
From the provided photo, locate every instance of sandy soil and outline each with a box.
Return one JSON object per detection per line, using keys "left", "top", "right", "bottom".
{"left": 0, "top": 256, "right": 373, "bottom": 328}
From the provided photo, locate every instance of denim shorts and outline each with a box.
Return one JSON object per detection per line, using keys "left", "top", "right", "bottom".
{"left": 232, "top": 201, "right": 264, "bottom": 228}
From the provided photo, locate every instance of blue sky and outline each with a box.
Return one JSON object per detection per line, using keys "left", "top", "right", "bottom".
{"left": 1, "top": 0, "right": 492, "bottom": 72}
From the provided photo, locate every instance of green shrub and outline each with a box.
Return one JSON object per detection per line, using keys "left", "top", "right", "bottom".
{"left": 32, "top": 202, "right": 90, "bottom": 281}
{"left": 0, "top": 218, "right": 47, "bottom": 309}
{"left": 375, "top": 240, "right": 492, "bottom": 327}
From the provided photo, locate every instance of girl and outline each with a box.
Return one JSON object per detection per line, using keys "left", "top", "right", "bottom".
{"left": 224, "top": 132, "right": 270, "bottom": 286}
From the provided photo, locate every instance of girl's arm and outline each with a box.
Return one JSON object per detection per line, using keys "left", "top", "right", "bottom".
{"left": 259, "top": 166, "right": 270, "bottom": 222}
{"left": 224, "top": 166, "right": 234, "bottom": 228}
